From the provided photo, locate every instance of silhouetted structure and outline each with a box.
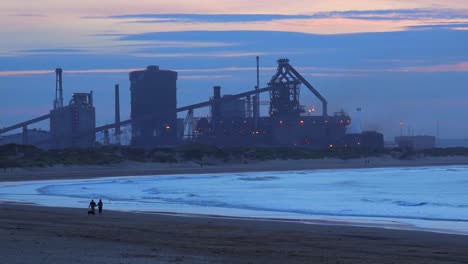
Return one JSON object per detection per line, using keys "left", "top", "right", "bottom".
{"left": 50, "top": 92, "right": 96, "bottom": 149}
{"left": 194, "top": 59, "right": 349, "bottom": 148}
{"left": 345, "top": 131, "right": 384, "bottom": 149}
{"left": 130, "top": 66, "right": 178, "bottom": 147}
{"left": 395, "top": 135, "right": 435, "bottom": 150}
{"left": 115, "top": 84, "right": 121, "bottom": 145}
{"left": 1, "top": 58, "right": 373, "bottom": 150}
{"left": 0, "top": 129, "right": 50, "bottom": 147}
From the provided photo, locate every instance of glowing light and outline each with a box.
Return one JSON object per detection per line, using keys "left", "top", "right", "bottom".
{"left": 329, "top": 144, "right": 333, "bottom": 148}
{"left": 299, "top": 120, "right": 304, "bottom": 125}
{"left": 165, "top": 125, "right": 171, "bottom": 129}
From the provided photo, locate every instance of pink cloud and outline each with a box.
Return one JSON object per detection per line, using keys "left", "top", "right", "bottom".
{"left": 394, "top": 61, "right": 468, "bottom": 72}
{"left": 0, "top": 70, "right": 54, "bottom": 76}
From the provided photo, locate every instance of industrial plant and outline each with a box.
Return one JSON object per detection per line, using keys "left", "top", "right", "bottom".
{"left": 0, "top": 58, "right": 384, "bottom": 149}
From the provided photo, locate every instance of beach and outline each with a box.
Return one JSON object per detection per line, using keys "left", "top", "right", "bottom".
{"left": 1, "top": 158, "right": 468, "bottom": 263}
{"left": 1, "top": 203, "right": 467, "bottom": 264}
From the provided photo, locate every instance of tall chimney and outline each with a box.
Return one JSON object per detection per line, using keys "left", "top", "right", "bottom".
{"left": 212, "top": 86, "right": 221, "bottom": 133}
{"left": 115, "top": 84, "right": 121, "bottom": 145}
{"left": 253, "top": 56, "right": 260, "bottom": 130}
{"left": 54, "top": 68, "right": 64, "bottom": 109}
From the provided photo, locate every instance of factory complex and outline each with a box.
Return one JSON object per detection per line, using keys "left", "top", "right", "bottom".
{"left": 1, "top": 58, "right": 386, "bottom": 149}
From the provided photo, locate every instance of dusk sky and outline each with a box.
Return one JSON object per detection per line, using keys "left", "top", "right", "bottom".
{"left": 1, "top": 0, "right": 468, "bottom": 140}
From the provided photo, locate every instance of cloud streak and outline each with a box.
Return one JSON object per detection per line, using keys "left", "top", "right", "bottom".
{"left": 106, "top": 9, "right": 468, "bottom": 23}
{"left": 2, "top": 61, "right": 467, "bottom": 78}
{"left": 395, "top": 62, "right": 468, "bottom": 73}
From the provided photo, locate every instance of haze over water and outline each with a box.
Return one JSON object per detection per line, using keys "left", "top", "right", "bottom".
{"left": 1, "top": 166, "right": 467, "bottom": 235}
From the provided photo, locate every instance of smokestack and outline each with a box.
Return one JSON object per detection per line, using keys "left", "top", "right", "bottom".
{"left": 54, "top": 68, "right": 64, "bottom": 109}
{"left": 256, "top": 56, "right": 260, "bottom": 93}
{"left": 253, "top": 56, "right": 260, "bottom": 130}
{"left": 212, "top": 86, "right": 221, "bottom": 133}
{"left": 213, "top": 85, "right": 221, "bottom": 99}
{"left": 115, "top": 84, "right": 121, "bottom": 145}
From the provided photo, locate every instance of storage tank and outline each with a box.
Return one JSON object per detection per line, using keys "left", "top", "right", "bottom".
{"left": 130, "top": 66, "right": 178, "bottom": 147}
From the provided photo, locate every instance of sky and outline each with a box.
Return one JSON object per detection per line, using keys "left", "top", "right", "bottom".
{"left": 1, "top": 0, "right": 468, "bottom": 140}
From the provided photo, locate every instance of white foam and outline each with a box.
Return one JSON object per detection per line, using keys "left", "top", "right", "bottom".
{"left": 1, "top": 166, "right": 467, "bottom": 234}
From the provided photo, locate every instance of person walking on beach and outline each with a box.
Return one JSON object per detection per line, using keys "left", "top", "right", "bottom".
{"left": 88, "top": 199, "right": 96, "bottom": 215}
{"left": 97, "top": 199, "right": 103, "bottom": 215}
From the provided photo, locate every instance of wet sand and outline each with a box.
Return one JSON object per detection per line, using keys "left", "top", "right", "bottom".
{"left": 2, "top": 157, "right": 468, "bottom": 263}
{"left": 1, "top": 156, "right": 468, "bottom": 182}
{"left": 1, "top": 203, "right": 467, "bottom": 264}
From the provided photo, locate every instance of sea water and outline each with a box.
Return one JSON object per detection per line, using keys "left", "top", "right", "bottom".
{"left": 1, "top": 166, "right": 467, "bottom": 234}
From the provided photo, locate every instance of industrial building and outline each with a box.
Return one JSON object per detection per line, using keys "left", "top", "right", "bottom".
{"left": 345, "top": 131, "right": 384, "bottom": 149}
{"left": 130, "top": 65, "right": 178, "bottom": 148}
{"left": 344, "top": 108, "right": 384, "bottom": 149}
{"left": 395, "top": 136, "right": 436, "bottom": 150}
{"left": 50, "top": 92, "right": 96, "bottom": 149}
{"left": 49, "top": 68, "right": 96, "bottom": 149}
{"left": 187, "top": 59, "right": 351, "bottom": 148}
{"left": 0, "top": 57, "right": 387, "bottom": 150}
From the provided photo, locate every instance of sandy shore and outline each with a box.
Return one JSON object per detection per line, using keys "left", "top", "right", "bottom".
{"left": 2, "top": 157, "right": 467, "bottom": 263}
{"left": 1, "top": 203, "right": 467, "bottom": 264}
{"left": 1, "top": 156, "right": 468, "bottom": 182}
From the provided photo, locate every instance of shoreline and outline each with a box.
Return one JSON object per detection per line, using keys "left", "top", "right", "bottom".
{"left": 3, "top": 200, "right": 467, "bottom": 237}
{"left": 2, "top": 159, "right": 468, "bottom": 263}
{"left": 1, "top": 203, "right": 467, "bottom": 264}
{"left": 1, "top": 156, "right": 468, "bottom": 182}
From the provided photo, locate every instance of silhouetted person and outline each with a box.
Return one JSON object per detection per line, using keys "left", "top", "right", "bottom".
{"left": 97, "top": 199, "right": 103, "bottom": 214}
{"left": 88, "top": 199, "right": 96, "bottom": 215}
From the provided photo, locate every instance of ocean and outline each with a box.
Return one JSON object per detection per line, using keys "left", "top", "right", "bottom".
{"left": 1, "top": 166, "right": 467, "bottom": 234}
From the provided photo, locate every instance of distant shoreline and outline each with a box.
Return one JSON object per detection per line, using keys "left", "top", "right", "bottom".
{"left": 1, "top": 156, "right": 467, "bottom": 182}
